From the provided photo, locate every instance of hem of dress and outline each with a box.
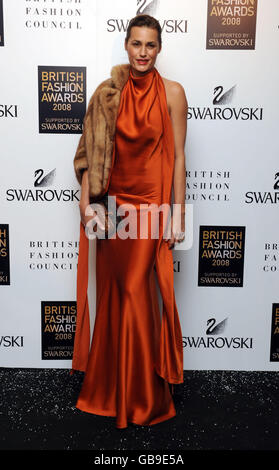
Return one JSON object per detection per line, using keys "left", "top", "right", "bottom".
{"left": 126, "top": 409, "right": 177, "bottom": 429}
{"left": 75, "top": 403, "right": 177, "bottom": 429}
{"left": 70, "top": 366, "right": 86, "bottom": 374}
{"left": 76, "top": 402, "right": 116, "bottom": 418}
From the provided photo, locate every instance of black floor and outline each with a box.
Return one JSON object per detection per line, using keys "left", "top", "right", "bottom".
{"left": 1, "top": 368, "right": 279, "bottom": 452}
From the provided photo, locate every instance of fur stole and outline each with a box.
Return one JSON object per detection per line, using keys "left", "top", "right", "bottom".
{"left": 73, "top": 63, "right": 131, "bottom": 200}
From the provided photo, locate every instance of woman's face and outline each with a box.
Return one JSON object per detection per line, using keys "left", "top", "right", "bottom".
{"left": 125, "top": 26, "right": 161, "bottom": 77}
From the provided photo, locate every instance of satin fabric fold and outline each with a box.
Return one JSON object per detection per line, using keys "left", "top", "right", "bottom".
{"left": 72, "top": 65, "right": 184, "bottom": 428}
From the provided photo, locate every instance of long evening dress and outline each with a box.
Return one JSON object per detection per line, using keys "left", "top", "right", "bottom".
{"left": 73, "top": 65, "right": 183, "bottom": 429}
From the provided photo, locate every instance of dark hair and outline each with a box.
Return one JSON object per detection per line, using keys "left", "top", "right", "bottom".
{"left": 125, "top": 14, "right": 162, "bottom": 48}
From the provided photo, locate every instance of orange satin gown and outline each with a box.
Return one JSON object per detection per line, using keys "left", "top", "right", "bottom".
{"left": 74, "top": 66, "right": 184, "bottom": 429}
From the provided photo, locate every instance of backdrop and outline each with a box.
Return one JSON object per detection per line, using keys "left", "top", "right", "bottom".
{"left": 1, "top": 0, "right": 279, "bottom": 371}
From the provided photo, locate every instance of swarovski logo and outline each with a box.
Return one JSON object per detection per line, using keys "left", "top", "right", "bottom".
{"left": 6, "top": 169, "right": 79, "bottom": 202}
{"left": 183, "top": 317, "right": 253, "bottom": 349}
{"left": 188, "top": 84, "right": 263, "bottom": 120}
{"left": 107, "top": 0, "right": 188, "bottom": 34}
{"left": 245, "top": 171, "right": 279, "bottom": 204}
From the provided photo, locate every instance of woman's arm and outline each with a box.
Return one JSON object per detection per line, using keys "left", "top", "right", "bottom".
{"left": 167, "top": 81, "right": 188, "bottom": 249}
{"left": 79, "top": 170, "right": 106, "bottom": 233}
{"left": 79, "top": 169, "right": 93, "bottom": 227}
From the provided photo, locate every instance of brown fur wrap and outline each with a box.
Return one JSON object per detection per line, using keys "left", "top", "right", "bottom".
{"left": 73, "top": 63, "right": 131, "bottom": 201}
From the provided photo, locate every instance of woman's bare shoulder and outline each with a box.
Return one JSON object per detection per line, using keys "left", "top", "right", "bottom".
{"left": 162, "top": 76, "right": 186, "bottom": 94}
{"left": 161, "top": 76, "right": 187, "bottom": 113}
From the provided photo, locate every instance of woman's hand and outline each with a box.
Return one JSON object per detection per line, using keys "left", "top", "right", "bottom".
{"left": 165, "top": 209, "right": 185, "bottom": 250}
{"left": 79, "top": 202, "right": 95, "bottom": 228}
{"left": 79, "top": 169, "right": 95, "bottom": 229}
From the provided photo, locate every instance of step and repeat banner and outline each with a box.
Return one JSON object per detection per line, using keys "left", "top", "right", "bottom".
{"left": 1, "top": 0, "right": 279, "bottom": 371}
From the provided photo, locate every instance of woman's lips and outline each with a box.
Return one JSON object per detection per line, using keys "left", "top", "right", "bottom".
{"left": 136, "top": 60, "right": 149, "bottom": 64}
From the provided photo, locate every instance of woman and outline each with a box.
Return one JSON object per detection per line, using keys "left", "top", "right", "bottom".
{"left": 72, "top": 14, "right": 188, "bottom": 429}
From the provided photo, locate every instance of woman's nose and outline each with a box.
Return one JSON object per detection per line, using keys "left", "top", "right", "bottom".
{"left": 139, "top": 46, "right": 147, "bottom": 56}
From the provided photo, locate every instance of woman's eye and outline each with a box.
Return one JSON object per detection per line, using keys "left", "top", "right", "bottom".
{"left": 132, "top": 43, "right": 155, "bottom": 47}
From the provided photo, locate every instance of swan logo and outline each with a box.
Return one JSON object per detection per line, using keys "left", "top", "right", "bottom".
{"left": 34, "top": 168, "right": 56, "bottom": 187}
{"left": 136, "top": 0, "right": 158, "bottom": 15}
{"left": 0, "top": 0, "right": 4, "bottom": 46}
{"left": 183, "top": 317, "right": 253, "bottom": 349}
{"left": 206, "top": 317, "right": 228, "bottom": 335}
{"left": 0, "top": 224, "right": 10, "bottom": 285}
{"left": 213, "top": 85, "right": 236, "bottom": 105}
{"left": 245, "top": 172, "right": 279, "bottom": 204}
{"left": 188, "top": 84, "right": 263, "bottom": 120}
{"left": 107, "top": 0, "right": 188, "bottom": 34}
{"left": 5, "top": 169, "right": 79, "bottom": 202}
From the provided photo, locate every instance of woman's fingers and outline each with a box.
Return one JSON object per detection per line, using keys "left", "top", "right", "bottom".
{"left": 166, "top": 229, "right": 185, "bottom": 249}
{"left": 81, "top": 211, "right": 105, "bottom": 231}
{"left": 167, "top": 234, "right": 175, "bottom": 249}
